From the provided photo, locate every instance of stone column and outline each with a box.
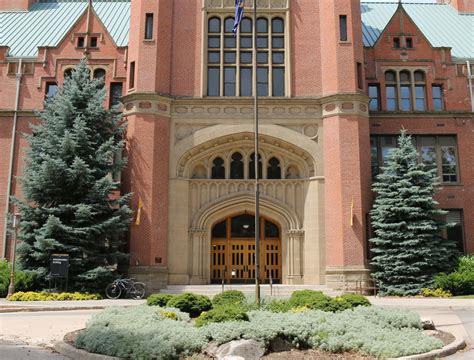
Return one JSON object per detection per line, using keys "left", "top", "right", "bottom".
{"left": 286, "top": 229, "right": 304, "bottom": 284}
{"left": 189, "top": 228, "right": 207, "bottom": 284}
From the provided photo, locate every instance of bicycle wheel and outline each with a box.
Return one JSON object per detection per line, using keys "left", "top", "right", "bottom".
{"left": 105, "top": 283, "right": 122, "bottom": 299}
{"left": 129, "top": 282, "right": 146, "bottom": 299}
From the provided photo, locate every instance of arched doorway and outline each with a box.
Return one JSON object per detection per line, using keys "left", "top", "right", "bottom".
{"left": 211, "top": 214, "right": 282, "bottom": 284}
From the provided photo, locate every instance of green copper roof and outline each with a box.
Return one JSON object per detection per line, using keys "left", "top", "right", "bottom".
{"left": 0, "top": 0, "right": 130, "bottom": 57}
{"left": 361, "top": 2, "right": 474, "bottom": 60}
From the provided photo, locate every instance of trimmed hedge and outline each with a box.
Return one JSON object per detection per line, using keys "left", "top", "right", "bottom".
{"left": 195, "top": 305, "right": 249, "bottom": 327}
{"left": 212, "top": 290, "right": 246, "bottom": 307}
{"left": 167, "top": 293, "right": 212, "bottom": 318}
{"left": 8, "top": 291, "right": 102, "bottom": 301}
{"left": 435, "top": 255, "right": 474, "bottom": 296}
{"left": 147, "top": 293, "right": 175, "bottom": 307}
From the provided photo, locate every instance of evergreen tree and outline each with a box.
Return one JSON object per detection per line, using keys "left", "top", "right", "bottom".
{"left": 15, "top": 60, "right": 132, "bottom": 291}
{"left": 369, "top": 130, "right": 458, "bottom": 295}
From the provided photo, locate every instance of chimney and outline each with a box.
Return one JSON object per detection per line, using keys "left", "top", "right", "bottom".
{"left": 0, "top": 0, "right": 36, "bottom": 11}
{"left": 438, "top": 0, "right": 474, "bottom": 13}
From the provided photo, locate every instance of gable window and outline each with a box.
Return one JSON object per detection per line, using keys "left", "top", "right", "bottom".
{"left": 77, "top": 36, "right": 85, "bottom": 48}
{"left": 405, "top": 37, "right": 413, "bottom": 49}
{"left": 393, "top": 37, "right": 400, "bottom": 49}
{"left": 414, "top": 71, "right": 426, "bottom": 111}
{"left": 90, "top": 37, "right": 98, "bottom": 48}
{"left": 399, "top": 71, "right": 411, "bottom": 111}
{"left": 385, "top": 71, "right": 397, "bottom": 111}
{"left": 109, "top": 82, "right": 123, "bottom": 108}
{"left": 384, "top": 69, "right": 427, "bottom": 111}
{"left": 432, "top": 85, "right": 444, "bottom": 111}
{"left": 145, "top": 13, "right": 154, "bottom": 40}
{"left": 371, "top": 135, "right": 459, "bottom": 184}
{"left": 207, "top": 15, "right": 285, "bottom": 97}
{"left": 368, "top": 84, "right": 380, "bottom": 111}
{"left": 339, "top": 15, "right": 348, "bottom": 42}
{"left": 45, "top": 82, "right": 58, "bottom": 98}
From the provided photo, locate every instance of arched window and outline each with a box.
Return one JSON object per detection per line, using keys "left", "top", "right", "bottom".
{"left": 272, "top": 18, "right": 284, "bottom": 33}
{"left": 267, "top": 157, "right": 281, "bottom": 179}
{"left": 399, "top": 70, "right": 411, "bottom": 111}
{"left": 265, "top": 220, "right": 280, "bottom": 238}
{"left": 414, "top": 71, "right": 426, "bottom": 111}
{"left": 93, "top": 68, "right": 106, "bottom": 89}
{"left": 385, "top": 71, "right": 397, "bottom": 111}
{"left": 230, "top": 152, "right": 244, "bottom": 179}
{"left": 212, "top": 219, "right": 227, "bottom": 238}
{"left": 192, "top": 164, "right": 207, "bottom": 179}
{"left": 249, "top": 153, "right": 263, "bottom": 179}
{"left": 211, "top": 157, "right": 225, "bottom": 179}
{"left": 208, "top": 17, "right": 220, "bottom": 33}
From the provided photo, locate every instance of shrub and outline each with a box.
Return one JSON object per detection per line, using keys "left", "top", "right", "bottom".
{"left": 167, "top": 293, "right": 212, "bottom": 317}
{"left": 420, "top": 288, "right": 452, "bottom": 298}
{"left": 435, "top": 271, "right": 474, "bottom": 296}
{"left": 147, "top": 293, "right": 175, "bottom": 307}
{"left": 262, "top": 299, "right": 292, "bottom": 313}
{"left": 288, "top": 290, "right": 340, "bottom": 312}
{"left": 195, "top": 305, "right": 249, "bottom": 327}
{"left": 212, "top": 290, "right": 246, "bottom": 307}
{"left": 8, "top": 291, "right": 101, "bottom": 301}
{"left": 457, "top": 255, "right": 474, "bottom": 273}
{"left": 339, "top": 293, "right": 371, "bottom": 307}
{"left": 0, "top": 260, "right": 38, "bottom": 297}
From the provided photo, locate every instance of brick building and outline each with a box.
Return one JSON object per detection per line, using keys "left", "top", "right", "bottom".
{"left": 0, "top": 0, "right": 472, "bottom": 291}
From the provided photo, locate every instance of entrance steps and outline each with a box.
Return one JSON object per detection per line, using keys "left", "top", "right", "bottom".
{"left": 160, "top": 284, "right": 341, "bottom": 298}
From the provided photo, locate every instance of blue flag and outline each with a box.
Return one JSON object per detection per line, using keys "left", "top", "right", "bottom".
{"left": 233, "top": 0, "right": 245, "bottom": 36}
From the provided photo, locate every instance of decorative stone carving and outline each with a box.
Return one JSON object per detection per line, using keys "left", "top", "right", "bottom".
{"left": 287, "top": 229, "right": 304, "bottom": 281}
{"left": 205, "top": 0, "right": 289, "bottom": 9}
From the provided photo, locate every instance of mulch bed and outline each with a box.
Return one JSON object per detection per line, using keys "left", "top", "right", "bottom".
{"left": 65, "top": 329, "right": 456, "bottom": 360}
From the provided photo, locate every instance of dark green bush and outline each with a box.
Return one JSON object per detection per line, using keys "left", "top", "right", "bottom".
{"left": 195, "top": 304, "right": 249, "bottom": 327}
{"left": 435, "top": 271, "right": 474, "bottom": 296}
{"left": 288, "top": 290, "right": 332, "bottom": 309}
{"left": 147, "top": 293, "right": 175, "bottom": 307}
{"left": 167, "top": 293, "right": 212, "bottom": 317}
{"left": 339, "top": 293, "right": 371, "bottom": 308}
{"left": 212, "top": 290, "right": 246, "bottom": 307}
{"left": 0, "top": 260, "right": 38, "bottom": 297}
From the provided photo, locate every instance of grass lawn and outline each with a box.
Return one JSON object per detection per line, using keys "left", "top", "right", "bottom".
{"left": 453, "top": 295, "right": 474, "bottom": 299}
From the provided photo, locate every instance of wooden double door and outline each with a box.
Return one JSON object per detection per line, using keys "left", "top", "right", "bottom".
{"left": 211, "top": 214, "right": 282, "bottom": 284}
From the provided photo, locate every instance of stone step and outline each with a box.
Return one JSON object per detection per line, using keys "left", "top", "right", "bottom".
{"left": 160, "top": 284, "right": 341, "bottom": 297}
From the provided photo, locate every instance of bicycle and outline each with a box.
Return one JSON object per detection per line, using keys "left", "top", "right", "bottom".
{"left": 105, "top": 278, "right": 147, "bottom": 299}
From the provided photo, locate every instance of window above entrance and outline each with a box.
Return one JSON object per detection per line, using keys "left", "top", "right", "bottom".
{"left": 212, "top": 214, "right": 280, "bottom": 240}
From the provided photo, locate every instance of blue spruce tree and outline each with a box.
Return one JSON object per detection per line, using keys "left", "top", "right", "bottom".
{"left": 15, "top": 60, "right": 132, "bottom": 291}
{"left": 370, "top": 130, "right": 458, "bottom": 295}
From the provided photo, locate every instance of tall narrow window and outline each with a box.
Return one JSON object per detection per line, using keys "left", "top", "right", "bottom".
{"left": 400, "top": 71, "right": 411, "bottom": 111}
{"left": 414, "top": 71, "right": 426, "bottom": 111}
{"left": 432, "top": 85, "right": 444, "bottom": 111}
{"left": 90, "top": 37, "right": 98, "bottom": 48}
{"left": 45, "top": 82, "right": 58, "bottom": 98}
{"left": 357, "top": 62, "right": 363, "bottom": 90}
{"left": 267, "top": 157, "right": 281, "bottom": 179}
{"left": 77, "top": 37, "right": 85, "bottom": 48}
{"left": 211, "top": 157, "right": 226, "bottom": 179}
{"left": 93, "top": 68, "right": 106, "bottom": 89}
{"left": 443, "top": 210, "right": 464, "bottom": 253}
{"left": 64, "top": 68, "right": 73, "bottom": 80}
{"left": 419, "top": 136, "right": 437, "bottom": 171}
{"left": 129, "top": 61, "right": 135, "bottom": 89}
{"left": 440, "top": 136, "right": 458, "bottom": 183}
{"left": 249, "top": 153, "right": 263, "bottom": 179}
{"left": 145, "top": 13, "right": 154, "bottom": 40}
{"left": 405, "top": 37, "right": 413, "bottom": 49}
{"left": 339, "top": 15, "right": 348, "bottom": 41}
{"left": 109, "top": 82, "right": 123, "bottom": 108}
{"left": 368, "top": 84, "right": 380, "bottom": 111}
{"left": 393, "top": 37, "right": 400, "bottom": 49}
{"left": 385, "top": 71, "right": 397, "bottom": 111}
{"left": 230, "top": 152, "right": 244, "bottom": 179}
{"left": 257, "top": 67, "right": 268, "bottom": 96}
{"left": 224, "top": 67, "right": 236, "bottom": 96}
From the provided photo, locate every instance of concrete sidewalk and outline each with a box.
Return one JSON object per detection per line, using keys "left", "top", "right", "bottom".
{"left": 0, "top": 298, "right": 145, "bottom": 312}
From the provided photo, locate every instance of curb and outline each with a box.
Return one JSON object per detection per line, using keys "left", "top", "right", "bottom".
{"left": 388, "top": 334, "right": 466, "bottom": 360}
{"left": 0, "top": 306, "right": 107, "bottom": 313}
{"left": 54, "top": 341, "right": 121, "bottom": 360}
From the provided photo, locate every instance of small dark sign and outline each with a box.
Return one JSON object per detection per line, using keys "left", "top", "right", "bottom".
{"left": 50, "top": 254, "right": 69, "bottom": 277}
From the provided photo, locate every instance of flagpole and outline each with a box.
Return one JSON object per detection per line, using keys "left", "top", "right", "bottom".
{"left": 253, "top": 0, "right": 261, "bottom": 304}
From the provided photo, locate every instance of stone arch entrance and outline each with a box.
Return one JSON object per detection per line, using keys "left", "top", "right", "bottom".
{"left": 189, "top": 194, "right": 303, "bottom": 285}
{"left": 211, "top": 213, "right": 282, "bottom": 284}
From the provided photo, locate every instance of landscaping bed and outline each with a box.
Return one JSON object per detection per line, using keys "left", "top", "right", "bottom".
{"left": 72, "top": 290, "right": 447, "bottom": 360}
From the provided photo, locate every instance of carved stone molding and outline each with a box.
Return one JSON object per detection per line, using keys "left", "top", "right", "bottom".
{"left": 175, "top": 123, "right": 218, "bottom": 143}
{"left": 121, "top": 93, "right": 172, "bottom": 117}
{"left": 204, "top": 0, "right": 289, "bottom": 10}
{"left": 320, "top": 93, "right": 370, "bottom": 119}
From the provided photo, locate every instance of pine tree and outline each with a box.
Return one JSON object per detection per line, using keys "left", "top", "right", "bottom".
{"left": 15, "top": 60, "right": 132, "bottom": 291}
{"left": 369, "top": 130, "right": 458, "bottom": 295}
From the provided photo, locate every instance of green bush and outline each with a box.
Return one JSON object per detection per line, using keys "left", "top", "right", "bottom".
{"left": 288, "top": 290, "right": 335, "bottom": 311}
{"left": 147, "top": 293, "right": 175, "bottom": 307}
{"left": 435, "top": 271, "right": 474, "bottom": 296}
{"left": 458, "top": 255, "right": 474, "bottom": 273}
{"left": 212, "top": 290, "right": 246, "bottom": 307}
{"left": 339, "top": 293, "right": 371, "bottom": 307}
{"left": 8, "top": 291, "right": 101, "bottom": 301}
{"left": 0, "top": 260, "right": 38, "bottom": 297}
{"left": 262, "top": 299, "right": 292, "bottom": 313}
{"left": 167, "top": 293, "right": 212, "bottom": 317}
{"left": 195, "top": 305, "right": 249, "bottom": 327}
